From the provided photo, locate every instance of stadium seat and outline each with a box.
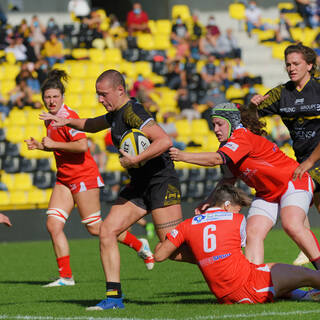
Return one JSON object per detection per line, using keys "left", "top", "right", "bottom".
{"left": 278, "top": 2, "right": 295, "bottom": 11}
{"left": 86, "top": 63, "right": 103, "bottom": 79}
{"left": 105, "top": 153, "right": 123, "bottom": 172}
{"left": 71, "top": 48, "right": 89, "bottom": 60}
{"left": 3, "top": 156, "right": 20, "bottom": 173}
{"left": 0, "top": 80, "right": 16, "bottom": 97}
{"left": 33, "top": 171, "right": 55, "bottom": 189}
{"left": 0, "top": 128, "right": 5, "bottom": 141}
{"left": 137, "top": 33, "right": 155, "bottom": 50}
{"left": 101, "top": 171, "right": 122, "bottom": 186}
{"left": 89, "top": 48, "right": 105, "bottom": 63}
{"left": 187, "top": 181, "right": 205, "bottom": 199}
{"left": 20, "top": 158, "right": 38, "bottom": 173}
{"left": 155, "top": 19, "right": 172, "bottom": 35}
{"left": 81, "top": 93, "right": 98, "bottom": 108}
{"left": 5, "top": 126, "right": 24, "bottom": 144}
{"left": 135, "top": 61, "right": 152, "bottom": 78}
{"left": 37, "top": 158, "right": 51, "bottom": 171}
{"left": 25, "top": 125, "right": 42, "bottom": 141}
{"left": 153, "top": 34, "right": 171, "bottom": 50}
{"left": 175, "top": 119, "right": 192, "bottom": 137}
{"left": 14, "top": 173, "right": 33, "bottom": 191}
{"left": 25, "top": 109, "right": 42, "bottom": 125}
{"left": 0, "top": 191, "right": 10, "bottom": 207}
{"left": 105, "top": 48, "right": 122, "bottom": 64}
{"left": 27, "top": 189, "right": 47, "bottom": 206}
{"left": 189, "top": 168, "right": 207, "bottom": 182}
{"left": 228, "top": 3, "right": 246, "bottom": 30}
{"left": 176, "top": 168, "right": 190, "bottom": 182}
{"left": 2, "top": 63, "right": 20, "bottom": 80}
{"left": 64, "top": 93, "right": 82, "bottom": 107}
{"left": 9, "top": 190, "right": 29, "bottom": 206}
{"left": 191, "top": 119, "right": 210, "bottom": 136}
{"left": 171, "top": 4, "right": 191, "bottom": 22}
{"left": 271, "top": 42, "right": 291, "bottom": 60}
{"left": 206, "top": 167, "right": 222, "bottom": 181}
{"left": 225, "top": 86, "right": 247, "bottom": 101}
{"left": 69, "top": 62, "right": 87, "bottom": 79}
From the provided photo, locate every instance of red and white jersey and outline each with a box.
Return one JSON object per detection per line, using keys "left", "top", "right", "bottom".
{"left": 45, "top": 104, "right": 101, "bottom": 185}
{"left": 219, "top": 127, "right": 301, "bottom": 202}
{"left": 167, "top": 208, "right": 251, "bottom": 299}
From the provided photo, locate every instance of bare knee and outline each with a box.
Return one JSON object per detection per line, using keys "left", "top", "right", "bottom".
{"left": 86, "top": 224, "right": 100, "bottom": 237}
{"left": 282, "top": 221, "right": 303, "bottom": 238}
{"left": 46, "top": 218, "right": 64, "bottom": 237}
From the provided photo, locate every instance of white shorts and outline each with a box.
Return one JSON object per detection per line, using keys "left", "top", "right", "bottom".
{"left": 247, "top": 179, "right": 313, "bottom": 226}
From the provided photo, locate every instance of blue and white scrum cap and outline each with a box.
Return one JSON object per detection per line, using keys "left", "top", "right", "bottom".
{"left": 211, "top": 102, "right": 241, "bottom": 138}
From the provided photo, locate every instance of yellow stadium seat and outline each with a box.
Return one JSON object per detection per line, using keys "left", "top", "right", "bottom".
{"left": 72, "top": 48, "right": 89, "bottom": 60}
{"left": 148, "top": 20, "right": 157, "bottom": 34}
{"left": 175, "top": 119, "right": 192, "bottom": 136}
{"left": 6, "top": 109, "right": 27, "bottom": 126}
{"left": 119, "top": 61, "right": 137, "bottom": 78}
{"left": 69, "top": 62, "right": 87, "bottom": 79}
{"left": 14, "top": 173, "right": 33, "bottom": 191}
{"left": 135, "top": 61, "right": 152, "bottom": 78}
{"left": 257, "top": 29, "right": 276, "bottom": 42}
{"left": 5, "top": 52, "right": 16, "bottom": 65}
{"left": 25, "top": 125, "right": 43, "bottom": 141}
{"left": 155, "top": 20, "right": 172, "bottom": 35}
{"left": 27, "top": 189, "right": 47, "bottom": 206}
{"left": 67, "top": 79, "right": 85, "bottom": 94}
{"left": 52, "top": 62, "right": 70, "bottom": 73}
{"left": 228, "top": 3, "right": 246, "bottom": 21}
{"left": 105, "top": 153, "right": 124, "bottom": 172}
{"left": 153, "top": 34, "right": 171, "bottom": 50}
{"left": 82, "top": 78, "right": 97, "bottom": 93}
{"left": 25, "top": 109, "right": 42, "bottom": 125}
{"left": 271, "top": 42, "right": 291, "bottom": 60}
{"left": 1, "top": 173, "right": 14, "bottom": 190}
{"left": 290, "top": 27, "right": 304, "bottom": 42}
{"left": 261, "top": 116, "right": 276, "bottom": 135}
{"left": 0, "top": 80, "right": 15, "bottom": 97}
{"left": 137, "top": 33, "right": 155, "bottom": 50}
{"left": 304, "top": 28, "right": 319, "bottom": 46}
{"left": 2, "top": 63, "right": 20, "bottom": 80}
{"left": 64, "top": 93, "right": 82, "bottom": 107}
{"left": 278, "top": 2, "right": 294, "bottom": 11}
{"left": 92, "top": 38, "right": 106, "bottom": 50}
{"left": 86, "top": 63, "right": 103, "bottom": 78}
{"left": 9, "top": 190, "right": 29, "bottom": 207}
{"left": 225, "top": 86, "right": 246, "bottom": 101}
{"left": 105, "top": 48, "right": 122, "bottom": 64}
{"left": 171, "top": 4, "right": 191, "bottom": 22}
{"left": 284, "top": 13, "right": 303, "bottom": 26}
{"left": 0, "top": 191, "right": 10, "bottom": 207}
{"left": 89, "top": 48, "right": 105, "bottom": 64}
{"left": 5, "top": 126, "right": 24, "bottom": 143}
{"left": 80, "top": 93, "right": 98, "bottom": 109}
{"left": 204, "top": 134, "right": 220, "bottom": 152}
{"left": 191, "top": 119, "right": 210, "bottom": 136}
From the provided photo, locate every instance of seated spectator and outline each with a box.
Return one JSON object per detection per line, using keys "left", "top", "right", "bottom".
{"left": 126, "top": 2, "right": 150, "bottom": 36}
{"left": 68, "top": 0, "right": 90, "bottom": 21}
{"left": 34, "top": 58, "right": 50, "bottom": 85}
{"left": 45, "top": 17, "right": 60, "bottom": 39}
{"left": 88, "top": 137, "right": 107, "bottom": 173}
{"left": 16, "top": 18, "right": 30, "bottom": 39}
{"left": 274, "top": 12, "right": 293, "bottom": 43}
{"left": 245, "top": 0, "right": 265, "bottom": 37}
{"left": 190, "top": 13, "right": 203, "bottom": 40}
{"left": 29, "top": 15, "right": 46, "bottom": 58}
{"left": 200, "top": 53, "right": 224, "bottom": 90}
{"left": 199, "top": 32, "right": 217, "bottom": 58}
{"left": 215, "top": 28, "right": 242, "bottom": 59}
{"left": 230, "top": 57, "right": 250, "bottom": 86}
{"left": 8, "top": 78, "right": 41, "bottom": 110}
{"left": 129, "top": 74, "right": 154, "bottom": 97}
{"left": 295, "top": 0, "right": 316, "bottom": 28}
{"left": 43, "top": 33, "right": 65, "bottom": 67}
{"left": 206, "top": 15, "right": 221, "bottom": 39}
{"left": 159, "top": 112, "right": 186, "bottom": 150}
{"left": 82, "top": 8, "right": 102, "bottom": 30}
{"left": 171, "top": 15, "right": 190, "bottom": 46}
{"left": 5, "top": 36, "right": 27, "bottom": 62}
{"left": 177, "top": 87, "right": 201, "bottom": 122}
{"left": 16, "top": 68, "right": 41, "bottom": 93}
{"left": 165, "top": 59, "right": 187, "bottom": 90}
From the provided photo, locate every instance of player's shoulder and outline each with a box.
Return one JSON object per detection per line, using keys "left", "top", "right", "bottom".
{"left": 58, "top": 105, "right": 79, "bottom": 119}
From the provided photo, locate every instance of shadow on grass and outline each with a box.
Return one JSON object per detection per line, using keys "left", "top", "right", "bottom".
{"left": 0, "top": 280, "right": 47, "bottom": 285}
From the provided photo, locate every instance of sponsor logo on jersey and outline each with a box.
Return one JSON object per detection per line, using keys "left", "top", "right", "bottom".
{"left": 295, "top": 98, "right": 304, "bottom": 105}
{"left": 224, "top": 142, "right": 239, "bottom": 152}
{"left": 192, "top": 212, "right": 233, "bottom": 224}
{"left": 198, "top": 253, "right": 231, "bottom": 267}
{"left": 170, "top": 229, "right": 178, "bottom": 238}
{"left": 69, "top": 128, "right": 81, "bottom": 137}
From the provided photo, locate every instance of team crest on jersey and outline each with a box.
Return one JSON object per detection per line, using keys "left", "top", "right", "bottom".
{"left": 170, "top": 229, "right": 178, "bottom": 238}
{"left": 224, "top": 142, "right": 239, "bottom": 152}
{"left": 192, "top": 212, "right": 233, "bottom": 224}
{"left": 69, "top": 129, "right": 81, "bottom": 137}
{"left": 295, "top": 98, "right": 304, "bottom": 105}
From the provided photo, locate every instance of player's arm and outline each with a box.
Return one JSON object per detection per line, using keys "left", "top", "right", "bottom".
{"left": 39, "top": 113, "right": 109, "bottom": 133}
{"left": 120, "top": 120, "right": 172, "bottom": 168}
{"left": 169, "top": 147, "right": 224, "bottom": 167}
{"left": 42, "top": 137, "right": 88, "bottom": 153}
{"left": 154, "top": 239, "right": 179, "bottom": 262}
{"left": 293, "top": 141, "right": 320, "bottom": 180}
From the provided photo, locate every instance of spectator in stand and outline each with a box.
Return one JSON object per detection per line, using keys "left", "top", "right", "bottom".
{"left": 165, "top": 59, "right": 187, "bottom": 90}
{"left": 200, "top": 53, "right": 224, "bottom": 90}
{"left": 295, "top": 0, "right": 314, "bottom": 28}
{"left": 5, "top": 36, "right": 27, "bottom": 62}
{"left": 171, "top": 15, "right": 190, "bottom": 46}
{"left": 0, "top": 3, "right": 7, "bottom": 26}
{"left": 34, "top": 58, "right": 50, "bottom": 85}
{"left": 206, "top": 15, "right": 221, "bottom": 39}
{"left": 29, "top": 15, "right": 46, "bottom": 58}
{"left": 215, "top": 28, "right": 242, "bottom": 59}
{"left": 126, "top": 2, "right": 150, "bottom": 36}
{"left": 43, "top": 33, "right": 65, "bottom": 67}
{"left": 16, "top": 18, "right": 30, "bottom": 39}
{"left": 68, "top": 0, "right": 90, "bottom": 21}
{"left": 191, "top": 13, "right": 203, "bottom": 40}
{"left": 16, "top": 67, "right": 41, "bottom": 93}
{"left": 82, "top": 8, "right": 103, "bottom": 30}
{"left": 275, "top": 12, "right": 293, "bottom": 43}
{"left": 177, "top": 87, "right": 201, "bottom": 122}
{"left": 88, "top": 137, "right": 107, "bottom": 173}
{"left": 45, "top": 17, "right": 60, "bottom": 39}
{"left": 245, "top": 0, "right": 265, "bottom": 37}
{"left": 199, "top": 32, "right": 217, "bottom": 58}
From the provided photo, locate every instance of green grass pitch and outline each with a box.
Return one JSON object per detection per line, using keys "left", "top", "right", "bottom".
{"left": 0, "top": 228, "right": 320, "bottom": 320}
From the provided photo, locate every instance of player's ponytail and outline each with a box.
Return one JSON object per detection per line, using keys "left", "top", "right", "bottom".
{"left": 41, "top": 69, "right": 68, "bottom": 97}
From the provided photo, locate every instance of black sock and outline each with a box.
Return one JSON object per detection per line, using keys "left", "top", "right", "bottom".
{"left": 311, "top": 257, "right": 320, "bottom": 270}
{"left": 106, "top": 282, "right": 122, "bottom": 298}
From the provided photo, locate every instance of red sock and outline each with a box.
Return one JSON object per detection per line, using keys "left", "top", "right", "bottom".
{"left": 122, "top": 232, "right": 142, "bottom": 252}
{"left": 57, "top": 255, "right": 72, "bottom": 278}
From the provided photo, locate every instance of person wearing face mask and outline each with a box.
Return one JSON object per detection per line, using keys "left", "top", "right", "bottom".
{"left": 126, "top": 2, "right": 150, "bottom": 36}
{"left": 244, "top": 0, "right": 265, "bottom": 37}
{"left": 171, "top": 15, "right": 190, "bottom": 46}
{"left": 170, "top": 102, "right": 320, "bottom": 273}
{"left": 206, "top": 15, "right": 221, "bottom": 38}
{"left": 45, "top": 18, "right": 60, "bottom": 39}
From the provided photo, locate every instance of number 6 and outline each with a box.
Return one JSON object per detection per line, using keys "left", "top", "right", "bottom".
{"left": 203, "top": 224, "right": 216, "bottom": 253}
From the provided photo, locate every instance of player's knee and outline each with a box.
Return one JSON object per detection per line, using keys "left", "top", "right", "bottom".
{"left": 282, "top": 221, "right": 301, "bottom": 237}
{"left": 81, "top": 211, "right": 102, "bottom": 236}
{"left": 46, "top": 208, "right": 68, "bottom": 234}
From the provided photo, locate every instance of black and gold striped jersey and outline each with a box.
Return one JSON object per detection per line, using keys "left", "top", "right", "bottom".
{"left": 255, "top": 78, "right": 320, "bottom": 163}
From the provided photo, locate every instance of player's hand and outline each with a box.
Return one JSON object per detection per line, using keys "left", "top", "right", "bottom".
{"left": 194, "top": 201, "right": 210, "bottom": 215}
{"left": 250, "top": 94, "right": 270, "bottom": 106}
{"left": 39, "top": 112, "right": 68, "bottom": 127}
{"left": 24, "top": 137, "right": 42, "bottom": 150}
{"left": 119, "top": 149, "right": 138, "bottom": 168}
{"left": 42, "top": 136, "right": 56, "bottom": 150}
{"left": 293, "top": 159, "right": 313, "bottom": 181}
{"left": 169, "top": 147, "right": 184, "bottom": 162}
{"left": 0, "top": 213, "right": 12, "bottom": 227}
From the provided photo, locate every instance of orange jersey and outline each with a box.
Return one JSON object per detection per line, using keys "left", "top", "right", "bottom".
{"left": 167, "top": 208, "right": 252, "bottom": 299}
{"left": 219, "top": 127, "right": 301, "bottom": 202}
{"left": 45, "top": 104, "right": 102, "bottom": 185}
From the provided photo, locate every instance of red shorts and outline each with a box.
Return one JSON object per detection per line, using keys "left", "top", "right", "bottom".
{"left": 56, "top": 175, "right": 104, "bottom": 194}
{"left": 220, "top": 263, "right": 275, "bottom": 304}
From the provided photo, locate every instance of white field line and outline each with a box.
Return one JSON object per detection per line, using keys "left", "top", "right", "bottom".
{"left": 1, "top": 309, "right": 320, "bottom": 320}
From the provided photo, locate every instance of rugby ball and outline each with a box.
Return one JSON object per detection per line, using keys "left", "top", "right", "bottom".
{"left": 119, "top": 129, "right": 150, "bottom": 167}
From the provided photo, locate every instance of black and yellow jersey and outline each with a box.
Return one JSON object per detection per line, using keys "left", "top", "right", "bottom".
{"left": 104, "top": 98, "right": 175, "bottom": 179}
{"left": 255, "top": 77, "right": 320, "bottom": 163}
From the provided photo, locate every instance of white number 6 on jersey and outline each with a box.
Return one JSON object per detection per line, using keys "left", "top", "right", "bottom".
{"left": 203, "top": 224, "right": 216, "bottom": 253}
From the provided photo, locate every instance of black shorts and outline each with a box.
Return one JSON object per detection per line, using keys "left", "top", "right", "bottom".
{"left": 309, "top": 166, "right": 320, "bottom": 193}
{"left": 119, "top": 173, "right": 181, "bottom": 211}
